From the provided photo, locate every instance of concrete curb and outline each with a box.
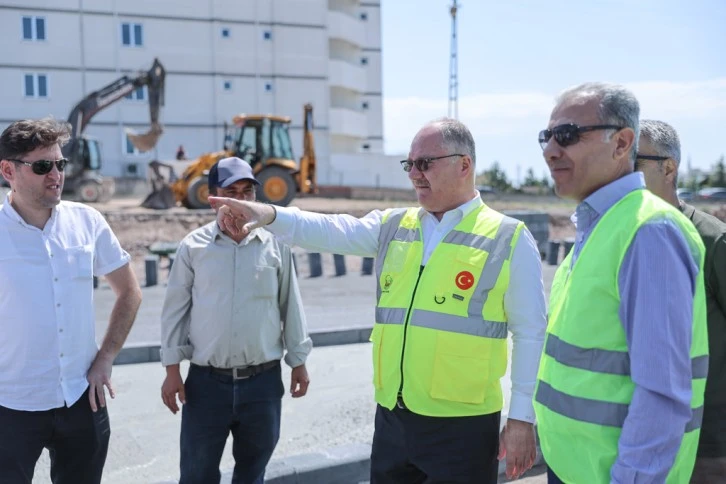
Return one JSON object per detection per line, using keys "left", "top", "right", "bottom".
{"left": 114, "top": 325, "right": 373, "bottom": 365}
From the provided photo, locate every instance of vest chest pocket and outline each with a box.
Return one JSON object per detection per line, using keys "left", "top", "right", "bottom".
{"left": 430, "top": 334, "right": 491, "bottom": 404}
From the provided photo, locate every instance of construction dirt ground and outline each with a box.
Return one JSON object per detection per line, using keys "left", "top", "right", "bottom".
{"left": 91, "top": 193, "right": 726, "bottom": 283}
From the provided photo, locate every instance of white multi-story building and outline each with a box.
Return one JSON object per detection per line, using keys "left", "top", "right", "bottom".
{"left": 0, "top": 0, "right": 408, "bottom": 188}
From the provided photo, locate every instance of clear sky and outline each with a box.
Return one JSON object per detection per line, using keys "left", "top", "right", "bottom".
{"left": 380, "top": 0, "right": 726, "bottom": 184}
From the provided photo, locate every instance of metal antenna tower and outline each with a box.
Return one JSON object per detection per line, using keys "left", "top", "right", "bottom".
{"left": 448, "top": 0, "right": 459, "bottom": 119}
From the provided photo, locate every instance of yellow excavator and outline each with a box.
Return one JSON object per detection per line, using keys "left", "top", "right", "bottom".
{"left": 141, "top": 103, "right": 317, "bottom": 209}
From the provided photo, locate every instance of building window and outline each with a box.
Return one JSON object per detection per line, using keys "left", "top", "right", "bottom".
{"left": 125, "top": 87, "right": 145, "bottom": 101}
{"left": 362, "top": 143, "right": 371, "bottom": 150}
{"left": 24, "top": 73, "right": 48, "bottom": 98}
{"left": 360, "top": 12, "right": 368, "bottom": 20}
{"left": 124, "top": 133, "right": 139, "bottom": 155}
{"left": 22, "top": 16, "right": 46, "bottom": 41}
{"left": 264, "top": 82, "right": 273, "bottom": 92}
{"left": 362, "top": 101, "right": 369, "bottom": 109}
{"left": 263, "top": 31, "right": 272, "bottom": 40}
{"left": 221, "top": 28, "right": 230, "bottom": 38}
{"left": 121, "top": 22, "right": 143, "bottom": 46}
{"left": 360, "top": 57, "right": 368, "bottom": 65}
{"left": 223, "top": 80, "right": 232, "bottom": 91}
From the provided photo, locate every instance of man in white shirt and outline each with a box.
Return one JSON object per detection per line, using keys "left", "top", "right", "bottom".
{"left": 0, "top": 117, "right": 142, "bottom": 484}
{"left": 209, "top": 119, "right": 548, "bottom": 483}
{"left": 160, "top": 157, "right": 312, "bottom": 484}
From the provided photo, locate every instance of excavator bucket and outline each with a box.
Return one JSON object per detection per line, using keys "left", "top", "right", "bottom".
{"left": 141, "top": 184, "right": 175, "bottom": 209}
{"left": 126, "top": 123, "right": 164, "bottom": 153}
{"left": 140, "top": 160, "right": 177, "bottom": 209}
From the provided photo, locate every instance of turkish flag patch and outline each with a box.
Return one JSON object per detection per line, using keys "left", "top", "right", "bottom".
{"left": 455, "top": 271, "right": 475, "bottom": 290}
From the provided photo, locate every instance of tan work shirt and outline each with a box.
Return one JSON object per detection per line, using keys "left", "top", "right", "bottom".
{"left": 160, "top": 221, "right": 311, "bottom": 369}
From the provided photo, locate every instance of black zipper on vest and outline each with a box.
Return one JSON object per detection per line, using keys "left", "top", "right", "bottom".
{"left": 397, "top": 264, "right": 425, "bottom": 403}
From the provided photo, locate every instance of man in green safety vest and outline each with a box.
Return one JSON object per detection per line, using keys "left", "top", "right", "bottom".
{"left": 209, "top": 118, "right": 549, "bottom": 483}
{"left": 534, "top": 82, "right": 708, "bottom": 483}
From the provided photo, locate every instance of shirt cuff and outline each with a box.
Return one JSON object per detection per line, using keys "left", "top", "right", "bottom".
{"left": 160, "top": 345, "right": 193, "bottom": 366}
{"left": 267, "top": 206, "right": 299, "bottom": 235}
{"left": 507, "top": 392, "right": 536, "bottom": 423}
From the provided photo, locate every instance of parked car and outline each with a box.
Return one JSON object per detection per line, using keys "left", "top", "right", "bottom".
{"left": 697, "top": 187, "right": 726, "bottom": 201}
{"left": 677, "top": 188, "right": 695, "bottom": 201}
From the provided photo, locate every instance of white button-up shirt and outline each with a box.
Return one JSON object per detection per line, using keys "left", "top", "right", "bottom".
{"left": 268, "top": 193, "right": 547, "bottom": 423}
{"left": 0, "top": 196, "right": 130, "bottom": 411}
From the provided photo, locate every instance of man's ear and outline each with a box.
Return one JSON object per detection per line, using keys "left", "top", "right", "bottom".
{"left": 614, "top": 128, "right": 636, "bottom": 161}
{"left": 461, "top": 154, "right": 474, "bottom": 177}
{"left": 664, "top": 158, "right": 678, "bottom": 184}
{"left": 0, "top": 160, "right": 15, "bottom": 186}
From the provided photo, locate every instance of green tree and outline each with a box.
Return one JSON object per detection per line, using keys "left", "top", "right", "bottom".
{"left": 479, "top": 161, "right": 512, "bottom": 192}
{"left": 540, "top": 171, "right": 551, "bottom": 188}
{"left": 522, "top": 167, "right": 539, "bottom": 187}
{"left": 710, "top": 155, "right": 726, "bottom": 187}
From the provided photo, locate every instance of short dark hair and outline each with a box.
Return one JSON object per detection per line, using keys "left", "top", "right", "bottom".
{"left": 0, "top": 117, "right": 71, "bottom": 161}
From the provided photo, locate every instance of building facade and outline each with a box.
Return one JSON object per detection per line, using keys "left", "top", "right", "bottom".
{"left": 0, "top": 0, "right": 408, "bottom": 188}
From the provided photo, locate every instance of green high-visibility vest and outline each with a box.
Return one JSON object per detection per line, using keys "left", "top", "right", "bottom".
{"left": 534, "top": 189, "right": 709, "bottom": 483}
{"left": 371, "top": 205, "right": 524, "bottom": 416}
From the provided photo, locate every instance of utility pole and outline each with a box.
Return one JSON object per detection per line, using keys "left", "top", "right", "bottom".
{"left": 448, "top": 0, "right": 459, "bottom": 119}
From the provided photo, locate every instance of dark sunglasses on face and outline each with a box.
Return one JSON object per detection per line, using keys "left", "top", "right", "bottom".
{"left": 8, "top": 158, "right": 68, "bottom": 175}
{"left": 400, "top": 154, "right": 464, "bottom": 172}
{"left": 538, "top": 123, "right": 624, "bottom": 150}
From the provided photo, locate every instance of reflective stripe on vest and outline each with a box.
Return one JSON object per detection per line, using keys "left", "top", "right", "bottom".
{"left": 375, "top": 208, "right": 520, "bottom": 338}
{"left": 536, "top": 381, "right": 705, "bottom": 432}
{"left": 544, "top": 334, "right": 710, "bottom": 379}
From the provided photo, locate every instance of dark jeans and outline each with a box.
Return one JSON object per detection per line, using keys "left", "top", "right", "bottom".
{"left": 0, "top": 388, "right": 110, "bottom": 484}
{"left": 547, "top": 465, "right": 565, "bottom": 483}
{"left": 180, "top": 362, "right": 284, "bottom": 484}
{"left": 370, "top": 404, "right": 501, "bottom": 484}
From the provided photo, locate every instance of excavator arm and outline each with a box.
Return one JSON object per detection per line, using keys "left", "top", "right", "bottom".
{"left": 66, "top": 58, "right": 166, "bottom": 152}
{"left": 298, "top": 103, "right": 318, "bottom": 194}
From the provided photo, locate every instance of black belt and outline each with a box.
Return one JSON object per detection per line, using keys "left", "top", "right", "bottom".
{"left": 194, "top": 360, "right": 280, "bottom": 380}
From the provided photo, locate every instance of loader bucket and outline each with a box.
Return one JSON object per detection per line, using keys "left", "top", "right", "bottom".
{"left": 126, "top": 123, "right": 164, "bottom": 153}
{"left": 141, "top": 185, "right": 175, "bottom": 210}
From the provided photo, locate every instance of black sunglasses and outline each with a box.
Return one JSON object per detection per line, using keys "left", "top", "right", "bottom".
{"left": 400, "top": 154, "right": 464, "bottom": 173}
{"left": 8, "top": 158, "right": 68, "bottom": 175}
{"left": 538, "top": 124, "right": 624, "bottom": 150}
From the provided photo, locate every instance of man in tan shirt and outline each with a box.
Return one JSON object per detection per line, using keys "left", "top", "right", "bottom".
{"left": 160, "top": 157, "right": 312, "bottom": 484}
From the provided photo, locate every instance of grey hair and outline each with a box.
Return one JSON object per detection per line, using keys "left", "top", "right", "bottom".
{"left": 640, "top": 119, "right": 681, "bottom": 187}
{"left": 431, "top": 117, "right": 476, "bottom": 164}
{"left": 556, "top": 82, "right": 640, "bottom": 164}
{"left": 639, "top": 120, "right": 681, "bottom": 164}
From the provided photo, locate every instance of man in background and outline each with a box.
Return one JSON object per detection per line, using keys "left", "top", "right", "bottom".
{"left": 637, "top": 119, "right": 726, "bottom": 483}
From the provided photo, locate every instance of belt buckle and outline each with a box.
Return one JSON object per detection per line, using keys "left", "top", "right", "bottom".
{"left": 232, "top": 367, "right": 251, "bottom": 380}
{"left": 396, "top": 397, "right": 406, "bottom": 410}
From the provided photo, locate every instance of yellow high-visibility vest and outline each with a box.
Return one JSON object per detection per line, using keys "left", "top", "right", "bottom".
{"left": 371, "top": 205, "right": 524, "bottom": 416}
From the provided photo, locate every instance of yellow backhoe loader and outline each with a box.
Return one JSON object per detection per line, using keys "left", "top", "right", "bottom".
{"left": 141, "top": 104, "right": 317, "bottom": 209}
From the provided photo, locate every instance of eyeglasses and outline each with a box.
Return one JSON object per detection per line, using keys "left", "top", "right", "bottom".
{"left": 538, "top": 123, "right": 624, "bottom": 150}
{"left": 400, "top": 154, "right": 464, "bottom": 172}
{"left": 635, "top": 154, "right": 669, "bottom": 161}
{"left": 8, "top": 158, "right": 68, "bottom": 175}
{"left": 635, "top": 154, "right": 669, "bottom": 170}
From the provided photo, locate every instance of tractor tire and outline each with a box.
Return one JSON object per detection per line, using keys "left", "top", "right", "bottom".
{"left": 78, "top": 180, "right": 103, "bottom": 203}
{"left": 256, "top": 166, "right": 296, "bottom": 206}
{"left": 186, "top": 176, "right": 210, "bottom": 209}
